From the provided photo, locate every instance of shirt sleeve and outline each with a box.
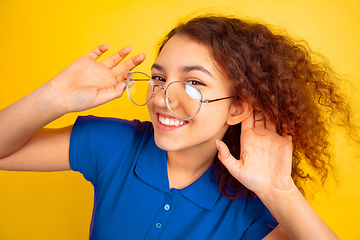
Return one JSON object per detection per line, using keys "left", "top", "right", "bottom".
{"left": 69, "top": 115, "right": 146, "bottom": 184}
{"left": 240, "top": 203, "right": 278, "bottom": 240}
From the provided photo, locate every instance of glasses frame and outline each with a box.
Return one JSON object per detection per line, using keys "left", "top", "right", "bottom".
{"left": 125, "top": 72, "right": 234, "bottom": 120}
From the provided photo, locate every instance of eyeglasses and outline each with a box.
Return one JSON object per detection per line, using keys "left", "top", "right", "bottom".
{"left": 125, "top": 72, "right": 234, "bottom": 120}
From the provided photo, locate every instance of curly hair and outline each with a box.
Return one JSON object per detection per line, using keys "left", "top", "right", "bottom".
{"left": 157, "top": 15, "right": 356, "bottom": 199}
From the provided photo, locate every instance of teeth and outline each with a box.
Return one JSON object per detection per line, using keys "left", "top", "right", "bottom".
{"left": 159, "top": 115, "right": 185, "bottom": 126}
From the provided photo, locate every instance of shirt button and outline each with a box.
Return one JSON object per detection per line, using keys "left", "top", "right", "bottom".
{"left": 156, "top": 222, "right": 162, "bottom": 229}
{"left": 164, "top": 204, "right": 171, "bottom": 211}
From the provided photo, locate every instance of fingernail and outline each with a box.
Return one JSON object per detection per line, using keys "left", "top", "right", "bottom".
{"left": 121, "top": 46, "right": 131, "bottom": 54}
{"left": 138, "top": 54, "right": 146, "bottom": 60}
{"left": 216, "top": 139, "right": 220, "bottom": 151}
{"left": 127, "top": 81, "right": 134, "bottom": 88}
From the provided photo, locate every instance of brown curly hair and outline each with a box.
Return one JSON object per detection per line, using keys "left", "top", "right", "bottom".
{"left": 157, "top": 15, "right": 355, "bottom": 199}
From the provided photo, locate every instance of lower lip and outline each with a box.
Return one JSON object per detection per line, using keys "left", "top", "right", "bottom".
{"left": 156, "top": 116, "right": 187, "bottom": 132}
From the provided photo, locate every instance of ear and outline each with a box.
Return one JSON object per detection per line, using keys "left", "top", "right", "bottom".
{"left": 226, "top": 101, "right": 253, "bottom": 126}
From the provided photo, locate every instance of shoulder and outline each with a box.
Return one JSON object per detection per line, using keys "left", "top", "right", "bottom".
{"left": 74, "top": 115, "right": 152, "bottom": 135}
{"left": 221, "top": 190, "right": 264, "bottom": 214}
{"left": 69, "top": 116, "right": 155, "bottom": 180}
{"left": 71, "top": 115, "right": 156, "bottom": 157}
{"left": 72, "top": 115, "right": 155, "bottom": 155}
{"left": 219, "top": 194, "right": 277, "bottom": 237}
{"left": 240, "top": 196, "right": 278, "bottom": 239}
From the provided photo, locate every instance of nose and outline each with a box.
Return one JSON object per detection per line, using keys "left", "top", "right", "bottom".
{"left": 151, "top": 85, "right": 168, "bottom": 108}
{"left": 151, "top": 84, "right": 182, "bottom": 113}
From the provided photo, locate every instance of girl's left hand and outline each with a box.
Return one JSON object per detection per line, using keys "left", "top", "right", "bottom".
{"left": 216, "top": 113, "right": 295, "bottom": 198}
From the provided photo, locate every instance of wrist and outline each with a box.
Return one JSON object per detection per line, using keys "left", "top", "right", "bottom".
{"left": 256, "top": 179, "right": 298, "bottom": 204}
{"left": 40, "top": 81, "right": 69, "bottom": 116}
{"left": 256, "top": 180, "right": 339, "bottom": 240}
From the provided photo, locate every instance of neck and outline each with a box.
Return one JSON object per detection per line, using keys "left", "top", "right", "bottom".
{"left": 167, "top": 140, "right": 218, "bottom": 190}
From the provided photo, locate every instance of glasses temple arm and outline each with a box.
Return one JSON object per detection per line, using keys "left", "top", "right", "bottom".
{"left": 126, "top": 79, "right": 150, "bottom": 81}
{"left": 201, "top": 96, "right": 235, "bottom": 103}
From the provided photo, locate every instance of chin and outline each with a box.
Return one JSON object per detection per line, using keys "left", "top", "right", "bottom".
{"left": 153, "top": 132, "right": 189, "bottom": 152}
{"left": 153, "top": 136, "right": 176, "bottom": 152}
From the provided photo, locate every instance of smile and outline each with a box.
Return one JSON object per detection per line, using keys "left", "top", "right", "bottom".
{"left": 159, "top": 115, "right": 187, "bottom": 127}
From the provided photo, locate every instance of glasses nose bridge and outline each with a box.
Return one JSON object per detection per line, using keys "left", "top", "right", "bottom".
{"left": 154, "top": 84, "right": 167, "bottom": 92}
{"left": 152, "top": 84, "right": 168, "bottom": 97}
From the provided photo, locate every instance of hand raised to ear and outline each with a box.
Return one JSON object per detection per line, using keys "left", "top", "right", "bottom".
{"left": 216, "top": 113, "right": 294, "bottom": 197}
{"left": 48, "top": 45, "right": 146, "bottom": 113}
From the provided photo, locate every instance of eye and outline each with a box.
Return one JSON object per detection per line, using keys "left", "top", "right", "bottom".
{"left": 187, "top": 79, "right": 205, "bottom": 86}
{"left": 152, "top": 75, "right": 166, "bottom": 83}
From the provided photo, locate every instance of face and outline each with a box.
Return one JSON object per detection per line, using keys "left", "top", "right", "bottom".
{"left": 147, "top": 34, "right": 234, "bottom": 154}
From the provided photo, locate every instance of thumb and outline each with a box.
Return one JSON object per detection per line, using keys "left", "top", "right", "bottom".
{"left": 216, "top": 140, "right": 242, "bottom": 179}
{"left": 95, "top": 81, "right": 127, "bottom": 105}
{"left": 111, "top": 80, "right": 127, "bottom": 99}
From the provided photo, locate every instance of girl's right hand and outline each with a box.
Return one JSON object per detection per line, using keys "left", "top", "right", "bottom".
{"left": 48, "top": 45, "right": 146, "bottom": 113}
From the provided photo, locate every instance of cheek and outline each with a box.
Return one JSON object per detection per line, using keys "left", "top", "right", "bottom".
{"left": 190, "top": 104, "right": 231, "bottom": 132}
{"left": 146, "top": 102, "right": 155, "bottom": 119}
{"left": 197, "top": 103, "right": 230, "bottom": 121}
{"left": 146, "top": 85, "right": 152, "bottom": 99}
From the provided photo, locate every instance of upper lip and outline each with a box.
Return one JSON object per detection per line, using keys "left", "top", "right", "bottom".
{"left": 158, "top": 112, "right": 177, "bottom": 119}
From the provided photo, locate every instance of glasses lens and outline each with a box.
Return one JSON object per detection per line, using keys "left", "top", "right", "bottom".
{"left": 167, "top": 82, "right": 202, "bottom": 120}
{"left": 126, "top": 72, "right": 152, "bottom": 106}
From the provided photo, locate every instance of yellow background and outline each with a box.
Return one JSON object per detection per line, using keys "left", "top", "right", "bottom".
{"left": 0, "top": 0, "right": 359, "bottom": 239}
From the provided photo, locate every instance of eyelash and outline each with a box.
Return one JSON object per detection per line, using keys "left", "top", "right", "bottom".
{"left": 152, "top": 75, "right": 165, "bottom": 82}
{"left": 187, "top": 80, "right": 205, "bottom": 86}
{"left": 151, "top": 75, "right": 206, "bottom": 86}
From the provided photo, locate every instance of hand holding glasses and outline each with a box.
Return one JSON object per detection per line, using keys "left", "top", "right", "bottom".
{"left": 125, "top": 72, "right": 234, "bottom": 120}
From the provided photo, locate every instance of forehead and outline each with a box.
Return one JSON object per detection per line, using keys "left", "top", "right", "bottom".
{"left": 155, "top": 35, "right": 221, "bottom": 75}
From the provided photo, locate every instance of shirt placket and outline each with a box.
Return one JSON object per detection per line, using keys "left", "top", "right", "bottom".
{"left": 144, "top": 192, "right": 176, "bottom": 240}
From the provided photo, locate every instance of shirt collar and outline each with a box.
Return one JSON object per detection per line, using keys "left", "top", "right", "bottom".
{"left": 134, "top": 134, "right": 221, "bottom": 210}
{"left": 178, "top": 167, "right": 221, "bottom": 210}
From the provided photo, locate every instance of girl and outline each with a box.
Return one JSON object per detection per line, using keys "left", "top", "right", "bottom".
{"left": 0, "top": 15, "right": 349, "bottom": 239}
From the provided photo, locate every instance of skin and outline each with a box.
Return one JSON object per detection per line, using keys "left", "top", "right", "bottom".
{"left": 0, "top": 35, "right": 339, "bottom": 239}
{"left": 0, "top": 45, "right": 145, "bottom": 170}
{"left": 147, "top": 35, "right": 251, "bottom": 189}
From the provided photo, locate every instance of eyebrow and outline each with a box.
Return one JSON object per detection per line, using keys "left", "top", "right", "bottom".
{"left": 151, "top": 63, "right": 213, "bottom": 77}
{"left": 181, "top": 66, "right": 213, "bottom": 76}
{"left": 151, "top": 63, "right": 164, "bottom": 71}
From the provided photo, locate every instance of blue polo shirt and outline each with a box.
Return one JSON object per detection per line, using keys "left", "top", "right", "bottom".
{"left": 69, "top": 116, "right": 278, "bottom": 239}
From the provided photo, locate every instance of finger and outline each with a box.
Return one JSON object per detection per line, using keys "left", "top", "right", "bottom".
{"left": 282, "top": 132, "right": 293, "bottom": 142}
{"left": 241, "top": 111, "right": 255, "bottom": 132}
{"left": 262, "top": 115, "right": 276, "bottom": 132}
{"left": 101, "top": 46, "right": 132, "bottom": 68}
{"left": 216, "top": 140, "right": 242, "bottom": 178}
{"left": 86, "top": 45, "right": 110, "bottom": 60}
{"left": 243, "top": 112, "right": 277, "bottom": 136}
{"left": 112, "top": 54, "right": 146, "bottom": 77}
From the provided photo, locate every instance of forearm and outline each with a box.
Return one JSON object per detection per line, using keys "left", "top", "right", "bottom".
{"left": 0, "top": 46, "right": 144, "bottom": 161}
{"left": 0, "top": 82, "right": 65, "bottom": 158}
{"left": 259, "top": 184, "right": 339, "bottom": 240}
